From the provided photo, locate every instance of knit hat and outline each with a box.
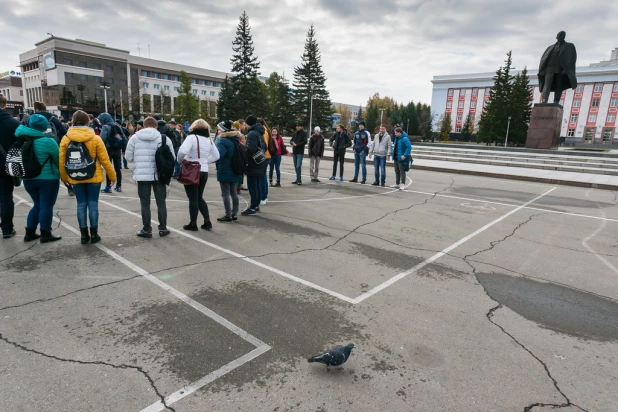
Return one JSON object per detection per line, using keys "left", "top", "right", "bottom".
{"left": 314, "top": 126, "right": 321, "bottom": 132}
{"left": 217, "top": 120, "right": 233, "bottom": 132}
{"left": 232, "top": 120, "right": 241, "bottom": 130}
{"left": 358, "top": 121, "right": 366, "bottom": 126}
{"left": 29, "top": 114, "right": 49, "bottom": 132}
{"left": 295, "top": 121, "right": 303, "bottom": 127}
{"left": 245, "top": 115, "right": 258, "bottom": 127}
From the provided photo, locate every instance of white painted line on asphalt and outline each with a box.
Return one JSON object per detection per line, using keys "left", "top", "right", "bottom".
{"left": 97, "top": 199, "right": 358, "bottom": 304}
{"left": 581, "top": 197, "right": 618, "bottom": 279}
{"left": 141, "top": 345, "right": 271, "bottom": 412}
{"left": 350, "top": 187, "right": 558, "bottom": 304}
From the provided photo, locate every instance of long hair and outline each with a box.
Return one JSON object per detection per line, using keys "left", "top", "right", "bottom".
{"left": 257, "top": 117, "right": 271, "bottom": 140}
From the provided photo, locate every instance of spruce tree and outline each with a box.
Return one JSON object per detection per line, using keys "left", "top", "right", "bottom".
{"left": 293, "top": 25, "right": 333, "bottom": 130}
{"left": 439, "top": 113, "right": 453, "bottom": 142}
{"left": 174, "top": 70, "right": 199, "bottom": 123}
{"left": 508, "top": 67, "right": 533, "bottom": 145}
{"left": 216, "top": 76, "right": 232, "bottom": 122}
{"left": 478, "top": 51, "right": 514, "bottom": 144}
{"left": 265, "top": 72, "right": 295, "bottom": 132}
{"left": 461, "top": 114, "right": 474, "bottom": 141}
{"left": 352, "top": 105, "right": 364, "bottom": 132}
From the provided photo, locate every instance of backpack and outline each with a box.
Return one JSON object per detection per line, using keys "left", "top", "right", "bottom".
{"left": 155, "top": 134, "right": 175, "bottom": 185}
{"left": 44, "top": 121, "right": 59, "bottom": 143}
{"left": 5, "top": 136, "right": 48, "bottom": 178}
{"left": 108, "top": 125, "right": 124, "bottom": 149}
{"left": 64, "top": 141, "right": 97, "bottom": 180}
{"left": 230, "top": 139, "right": 248, "bottom": 176}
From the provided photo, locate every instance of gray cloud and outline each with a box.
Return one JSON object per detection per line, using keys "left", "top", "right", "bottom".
{"left": 2, "top": 0, "right": 616, "bottom": 106}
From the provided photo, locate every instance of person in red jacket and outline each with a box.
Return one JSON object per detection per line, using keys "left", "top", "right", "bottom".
{"left": 269, "top": 127, "right": 290, "bottom": 187}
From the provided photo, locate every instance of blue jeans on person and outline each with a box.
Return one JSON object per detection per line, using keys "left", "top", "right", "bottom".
{"left": 173, "top": 161, "right": 180, "bottom": 178}
{"left": 353, "top": 151, "right": 367, "bottom": 181}
{"left": 73, "top": 183, "right": 102, "bottom": 229}
{"left": 374, "top": 155, "right": 386, "bottom": 184}
{"left": 261, "top": 158, "right": 271, "bottom": 200}
{"left": 247, "top": 176, "right": 262, "bottom": 210}
{"left": 293, "top": 154, "right": 304, "bottom": 183}
{"left": 269, "top": 154, "right": 282, "bottom": 182}
{"left": 23, "top": 179, "right": 60, "bottom": 231}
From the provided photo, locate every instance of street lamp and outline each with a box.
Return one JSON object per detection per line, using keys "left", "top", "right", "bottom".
{"left": 100, "top": 81, "right": 111, "bottom": 113}
{"left": 379, "top": 108, "right": 385, "bottom": 126}
{"left": 504, "top": 115, "right": 512, "bottom": 147}
{"left": 309, "top": 83, "right": 316, "bottom": 133}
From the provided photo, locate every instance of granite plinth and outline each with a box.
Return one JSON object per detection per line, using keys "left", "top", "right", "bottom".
{"left": 526, "top": 104, "right": 563, "bottom": 149}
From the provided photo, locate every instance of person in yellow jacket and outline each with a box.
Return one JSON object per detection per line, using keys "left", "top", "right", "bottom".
{"left": 59, "top": 110, "right": 117, "bottom": 244}
{"left": 257, "top": 118, "right": 272, "bottom": 206}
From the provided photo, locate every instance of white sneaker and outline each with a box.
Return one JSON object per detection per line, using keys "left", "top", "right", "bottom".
{"left": 399, "top": 184, "right": 405, "bottom": 190}
{"left": 260, "top": 199, "right": 267, "bottom": 206}
{"left": 390, "top": 184, "right": 400, "bottom": 188}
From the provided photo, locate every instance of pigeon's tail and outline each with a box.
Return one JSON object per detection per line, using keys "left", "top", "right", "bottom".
{"left": 307, "top": 357, "right": 316, "bottom": 363}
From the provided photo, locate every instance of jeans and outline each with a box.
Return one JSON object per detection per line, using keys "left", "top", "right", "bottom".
{"left": 220, "top": 182, "right": 239, "bottom": 217}
{"left": 122, "top": 155, "right": 128, "bottom": 169}
{"left": 0, "top": 175, "right": 15, "bottom": 235}
{"left": 106, "top": 151, "right": 122, "bottom": 187}
{"left": 173, "top": 161, "right": 180, "bottom": 178}
{"left": 269, "top": 155, "right": 282, "bottom": 182}
{"left": 353, "top": 151, "right": 367, "bottom": 180}
{"left": 137, "top": 181, "right": 167, "bottom": 231}
{"left": 332, "top": 150, "right": 346, "bottom": 177}
{"left": 247, "top": 176, "right": 261, "bottom": 210}
{"left": 261, "top": 158, "right": 271, "bottom": 200}
{"left": 394, "top": 161, "right": 406, "bottom": 185}
{"left": 23, "top": 179, "right": 60, "bottom": 231}
{"left": 73, "top": 182, "right": 102, "bottom": 228}
{"left": 183, "top": 172, "right": 209, "bottom": 222}
{"left": 293, "top": 154, "right": 304, "bottom": 183}
{"left": 310, "top": 156, "right": 321, "bottom": 180}
{"left": 374, "top": 156, "right": 387, "bottom": 184}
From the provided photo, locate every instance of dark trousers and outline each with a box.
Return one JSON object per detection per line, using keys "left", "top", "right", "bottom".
{"left": 219, "top": 182, "right": 239, "bottom": 217}
{"left": 261, "top": 158, "right": 271, "bottom": 200}
{"left": 332, "top": 150, "right": 345, "bottom": 177}
{"left": 394, "top": 161, "right": 406, "bottom": 185}
{"left": 293, "top": 154, "right": 304, "bottom": 183}
{"left": 106, "top": 151, "right": 122, "bottom": 188}
{"left": 542, "top": 71, "right": 564, "bottom": 103}
{"left": 0, "top": 175, "right": 15, "bottom": 235}
{"left": 122, "top": 155, "right": 128, "bottom": 169}
{"left": 137, "top": 181, "right": 167, "bottom": 231}
{"left": 247, "top": 176, "right": 262, "bottom": 210}
{"left": 184, "top": 172, "right": 210, "bottom": 223}
{"left": 23, "top": 179, "right": 60, "bottom": 231}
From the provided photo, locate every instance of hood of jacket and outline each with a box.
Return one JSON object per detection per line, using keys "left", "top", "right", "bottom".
{"left": 66, "top": 126, "right": 96, "bottom": 143}
{"left": 14, "top": 124, "right": 46, "bottom": 138}
{"left": 98, "top": 113, "right": 114, "bottom": 126}
{"left": 248, "top": 124, "right": 265, "bottom": 136}
{"left": 219, "top": 131, "right": 242, "bottom": 139}
{"left": 0, "top": 109, "right": 17, "bottom": 123}
{"left": 36, "top": 111, "right": 53, "bottom": 121}
{"left": 157, "top": 120, "right": 169, "bottom": 134}
{"left": 135, "top": 127, "right": 162, "bottom": 141}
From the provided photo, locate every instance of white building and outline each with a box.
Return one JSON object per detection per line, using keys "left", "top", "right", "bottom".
{"left": 19, "top": 37, "right": 230, "bottom": 118}
{"left": 431, "top": 48, "right": 618, "bottom": 145}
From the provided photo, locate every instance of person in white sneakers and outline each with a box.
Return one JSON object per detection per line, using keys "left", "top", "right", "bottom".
{"left": 390, "top": 128, "right": 411, "bottom": 190}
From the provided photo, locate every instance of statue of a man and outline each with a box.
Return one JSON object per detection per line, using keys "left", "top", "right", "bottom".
{"left": 538, "top": 31, "right": 577, "bottom": 104}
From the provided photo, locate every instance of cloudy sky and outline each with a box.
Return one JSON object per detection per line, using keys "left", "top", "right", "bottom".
{"left": 2, "top": 0, "right": 617, "bottom": 107}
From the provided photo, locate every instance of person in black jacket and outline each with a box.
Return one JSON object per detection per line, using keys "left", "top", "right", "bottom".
{"left": 290, "top": 122, "right": 307, "bottom": 185}
{"left": 33, "top": 101, "right": 67, "bottom": 142}
{"left": 329, "top": 124, "right": 351, "bottom": 181}
{"left": 155, "top": 116, "right": 181, "bottom": 178}
{"left": 241, "top": 115, "right": 266, "bottom": 216}
{"left": 98, "top": 112, "right": 127, "bottom": 193}
{"left": 0, "top": 94, "right": 21, "bottom": 238}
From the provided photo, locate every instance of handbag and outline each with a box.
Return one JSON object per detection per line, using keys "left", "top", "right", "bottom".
{"left": 177, "top": 135, "right": 201, "bottom": 185}
{"left": 252, "top": 135, "right": 266, "bottom": 165}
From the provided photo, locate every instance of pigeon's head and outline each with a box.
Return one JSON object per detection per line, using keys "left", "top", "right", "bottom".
{"left": 346, "top": 343, "right": 356, "bottom": 349}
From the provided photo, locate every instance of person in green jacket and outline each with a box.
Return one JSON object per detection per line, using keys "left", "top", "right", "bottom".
{"left": 16, "top": 114, "right": 61, "bottom": 243}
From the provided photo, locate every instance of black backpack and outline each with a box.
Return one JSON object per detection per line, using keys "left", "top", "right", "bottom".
{"left": 155, "top": 134, "right": 175, "bottom": 185}
{"left": 64, "top": 141, "right": 97, "bottom": 180}
{"left": 5, "top": 136, "right": 48, "bottom": 178}
{"left": 230, "top": 139, "right": 247, "bottom": 176}
{"left": 108, "top": 125, "right": 124, "bottom": 149}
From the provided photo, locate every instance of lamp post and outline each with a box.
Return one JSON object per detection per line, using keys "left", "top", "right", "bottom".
{"left": 504, "top": 115, "right": 512, "bottom": 147}
{"left": 100, "top": 81, "right": 111, "bottom": 113}
{"left": 379, "top": 108, "right": 385, "bottom": 126}
{"left": 309, "top": 83, "right": 316, "bottom": 133}
{"left": 120, "top": 90, "right": 124, "bottom": 121}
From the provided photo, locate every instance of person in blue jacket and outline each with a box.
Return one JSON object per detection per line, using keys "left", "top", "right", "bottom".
{"left": 390, "top": 127, "right": 411, "bottom": 190}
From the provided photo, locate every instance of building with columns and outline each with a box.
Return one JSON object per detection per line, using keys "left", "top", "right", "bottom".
{"left": 431, "top": 48, "right": 618, "bottom": 145}
{"left": 19, "top": 37, "right": 229, "bottom": 119}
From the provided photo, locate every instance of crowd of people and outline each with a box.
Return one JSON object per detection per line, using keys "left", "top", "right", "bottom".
{"left": 0, "top": 93, "right": 412, "bottom": 243}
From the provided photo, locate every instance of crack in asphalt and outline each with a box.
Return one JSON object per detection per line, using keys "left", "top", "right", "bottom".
{"left": 511, "top": 235, "right": 618, "bottom": 258}
{"left": 0, "top": 332, "right": 175, "bottom": 411}
{"left": 0, "top": 275, "right": 141, "bottom": 312}
{"left": 458, "top": 213, "right": 587, "bottom": 412}
{"left": 0, "top": 240, "right": 39, "bottom": 266}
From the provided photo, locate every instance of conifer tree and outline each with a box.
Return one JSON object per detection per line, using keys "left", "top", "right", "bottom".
{"left": 174, "top": 70, "right": 199, "bottom": 123}
{"left": 461, "top": 114, "right": 474, "bottom": 141}
{"left": 439, "top": 113, "right": 453, "bottom": 141}
{"left": 265, "top": 72, "right": 295, "bottom": 133}
{"left": 293, "top": 25, "right": 333, "bottom": 130}
{"left": 352, "top": 105, "right": 364, "bottom": 132}
{"left": 508, "top": 67, "right": 533, "bottom": 145}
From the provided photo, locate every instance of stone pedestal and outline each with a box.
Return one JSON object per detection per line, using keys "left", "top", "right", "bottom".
{"left": 525, "top": 103, "right": 563, "bottom": 149}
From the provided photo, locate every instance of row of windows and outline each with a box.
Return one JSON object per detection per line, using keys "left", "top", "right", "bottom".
{"left": 449, "top": 83, "right": 618, "bottom": 97}
{"left": 60, "top": 59, "right": 124, "bottom": 74}
{"left": 570, "top": 113, "right": 617, "bottom": 124}
{"left": 142, "top": 83, "right": 216, "bottom": 96}
{"left": 140, "top": 70, "right": 223, "bottom": 88}
{"left": 64, "top": 72, "right": 127, "bottom": 86}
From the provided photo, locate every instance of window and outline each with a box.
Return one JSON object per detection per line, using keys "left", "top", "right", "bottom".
{"left": 119, "top": 68, "right": 126, "bottom": 74}
{"left": 447, "top": 89, "right": 454, "bottom": 96}
{"left": 92, "top": 76, "right": 102, "bottom": 83}
{"left": 458, "top": 101, "right": 464, "bottom": 109}
{"left": 131, "top": 69, "right": 138, "bottom": 76}
{"left": 592, "top": 98, "right": 600, "bottom": 107}
{"left": 217, "top": 83, "right": 222, "bottom": 88}
{"left": 172, "top": 75, "right": 179, "bottom": 81}
{"left": 594, "top": 84, "right": 603, "bottom": 92}
{"left": 164, "top": 85, "right": 170, "bottom": 91}
{"left": 105, "top": 78, "right": 114, "bottom": 84}
{"left": 92, "top": 63, "right": 101, "bottom": 70}
{"left": 94, "top": 89, "right": 101, "bottom": 95}
{"left": 455, "top": 126, "right": 462, "bottom": 133}
{"left": 446, "top": 102, "right": 452, "bottom": 109}
{"left": 567, "top": 129, "right": 575, "bottom": 137}
{"left": 588, "top": 114, "right": 597, "bottom": 123}
{"left": 608, "top": 114, "right": 616, "bottom": 123}
{"left": 62, "top": 58, "right": 73, "bottom": 65}
{"left": 570, "top": 114, "right": 578, "bottom": 123}
{"left": 65, "top": 72, "right": 74, "bottom": 80}
{"left": 143, "top": 83, "right": 149, "bottom": 88}
{"left": 173, "top": 87, "right": 179, "bottom": 92}
{"left": 210, "top": 81, "right": 216, "bottom": 87}
{"left": 485, "top": 87, "right": 490, "bottom": 94}
{"left": 192, "top": 79, "right": 198, "bottom": 84}
{"left": 105, "top": 65, "right": 114, "bottom": 72}
{"left": 152, "top": 72, "right": 160, "bottom": 79}
{"left": 456, "top": 114, "right": 463, "bottom": 121}
{"left": 79, "top": 74, "right": 88, "bottom": 81}
{"left": 162, "top": 74, "right": 169, "bottom": 80}
{"left": 573, "top": 98, "right": 581, "bottom": 107}
{"left": 154, "top": 84, "right": 160, "bottom": 89}
{"left": 210, "top": 91, "right": 215, "bottom": 96}
{"left": 472, "top": 88, "right": 478, "bottom": 96}
{"left": 471, "top": 101, "right": 477, "bottom": 109}
{"left": 118, "top": 79, "right": 127, "bottom": 86}
{"left": 142, "top": 70, "right": 149, "bottom": 77}
{"left": 200, "top": 80, "right": 206, "bottom": 85}
{"left": 192, "top": 89, "right": 198, "bottom": 94}
{"left": 611, "top": 98, "right": 618, "bottom": 107}
{"left": 78, "top": 61, "right": 88, "bottom": 68}
{"left": 201, "top": 90, "right": 207, "bottom": 95}
{"left": 603, "top": 129, "right": 613, "bottom": 143}
{"left": 614, "top": 83, "right": 618, "bottom": 92}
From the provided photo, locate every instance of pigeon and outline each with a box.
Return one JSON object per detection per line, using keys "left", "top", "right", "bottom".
{"left": 307, "top": 343, "right": 355, "bottom": 367}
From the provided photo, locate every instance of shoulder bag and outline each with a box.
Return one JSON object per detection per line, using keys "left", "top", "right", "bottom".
{"left": 177, "top": 135, "right": 201, "bottom": 185}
